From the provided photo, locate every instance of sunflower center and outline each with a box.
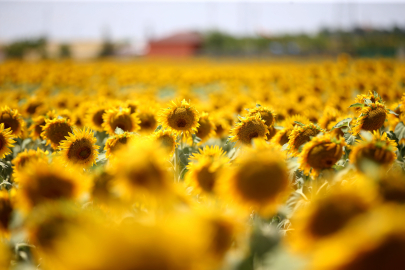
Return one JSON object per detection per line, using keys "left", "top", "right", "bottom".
{"left": 93, "top": 110, "right": 105, "bottom": 127}
{"left": 236, "top": 162, "right": 288, "bottom": 203}
{"left": 177, "top": 119, "right": 187, "bottom": 128}
{"left": 26, "top": 102, "right": 42, "bottom": 115}
{"left": 307, "top": 143, "right": 343, "bottom": 170}
{"left": 249, "top": 132, "right": 259, "bottom": 140}
{"left": 0, "top": 199, "right": 13, "bottom": 230}
{"left": 292, "top": 128, "right": 320, "bottom": 151}
{"left": 31, "top": 175, "right": 75, "bottom": 205}
{"left": 196, "top": 166, "right": 216, "bottom": 193}
{"left": 307, "top": 196, "right": 368, "bottom": 238}
{"left": 79, "top": 147, "right": 91, "bottom": 159}
{"left": 196, "top": 120, "right": 212, "bottom": 140}
{"left": 47, "top": 122, "right": 72, "bottom": 147}
{"left": 239, "top": 120, "right": 267, "bottom": 145}
{"left": 159, "top": 135, "right": 174, "bottom": 150}
{"left": 35, "top": 120, "right": 46, "bottom": 137}
{"left": 361, "top": 107, "right": 386, "bottom": 131}
{"left": 0, "top": 113, "right": 19, "bottom": 134}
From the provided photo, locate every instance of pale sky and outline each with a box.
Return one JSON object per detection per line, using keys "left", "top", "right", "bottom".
{"left": 0, "top": 1, "right": 405, "bottom": 43}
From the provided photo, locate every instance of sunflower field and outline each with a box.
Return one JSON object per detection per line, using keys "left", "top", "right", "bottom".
{"left": 0, "top": 56, "right": 405, "bottom": 270}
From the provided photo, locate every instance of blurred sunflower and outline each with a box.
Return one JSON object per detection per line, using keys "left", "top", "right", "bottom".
{"left": 90, "top": 169, "right": 117, "bottom": 205}
{"left": 84, "top": 104, "right": 108, "bottom": 132}
{"left": 0, "top": 189, "right": 14, "bottom": 237}
{"left": 377, "top": 171, "right": 405, "bottom": 204}
{"left": 310, "top": 205, "right": 405, "bottom": 270}
{"left": 138, "top": 109, "right": 158, "bottom": 134}
{"left": 0, "top": 241, "right": 10, "bottom": 270}
{"left": 0, "top": 123, "right": 15, "bottom": 159}
{"left": 270, "top": 115, "right": 310, "bottom": 146}
{"left": 41, "top": 118, "right": 73, "bottom": 150}
{"left": 150, "top": 129, "right": 178, "bottom": 155}
{"left": 247, "top": 105, "right": 276, "bottom": 127}
{"left": 352, "top": 102, "right": 388, "bottom": 134}
{"left": 350, "top": 131, "right": 397, "bottom": 172}
{"left": 12, "top": 148, "right": 49, "bottom": 182}
{"left": 102, "top": 107, "right": 140, "bottom": 135}
{"left": 299, "top": 133, "right": 346, "bottom": 178}
{"left": 185, "top": 156, "right": 229, "bottom": 195}
{"left": 29, "top": 110, "right": 57, "bottom": 140}
{"left": 195, "top": 112, "right": 216, "bottom": 143}
{"left": 229, "top": 114, "right": 268, "bottom": 146}
{"left": 288, "top": 123, "right": 323, "bottom": 156}
{"left": 289, "top": 184, "right": 375, "bottom": 253}
{"left": 59, "top": 128, "right": 99, "bottom": 168}
{"left": 107, "top": 139, "right": 173, "bottom": 200}
{"left": 318, "top": 106, "right": 341, "bottom": 130}
{"left": 219, "top": 145, "right": 289, "bottom": 216}
{"left": 16, "top": 160, "right": 89, "bottom": 212}
{"left": 104, "top": 131, "right": 135, "bottom": 158}
{"left": 158, "top": 99, "right": 200, "bottom": 138}
{"left": 0, "top": 106, "right": 24, "bottom": 137}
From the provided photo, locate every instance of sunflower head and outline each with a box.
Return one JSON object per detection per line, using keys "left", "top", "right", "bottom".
{"left": 105, "top": 132, "right": 135, "bottom": 159}
{"left": 12, "top": 148, "right": 49, "bottom": 182}
{"left": 354, "top": 90, "right": 384, "bottom": 111}
{"left": 0, "top": 106, "right": 24, "bottom": 137}
{"left": 107, "top": 139, "right": 173, "bottom": 201}
{"left": 270, "top": 115, "right": 310, "bottom": 146}
{"left": 318, "top": 106, "right": 340, "bottom": 130}
{"left": 287, "top": 123, "right": 323, "bottom": 156}
{"left": 85, "top": 105, "right": 108, "bottom": 132}
{"left": 247, "top": 105, "right": 276, "bottom": 127}
{"left": 350, "top": 131, "right": 397, "bottom": 172}
{"left": 102, "top": 107, "right": 140, "bottom": 135}
{"left": 138, "top": 110, "right": 158, "bottom": 134}
{"left": 189, "top": 145, "right": 227, "bottom": 162}
{"left": 158, "top": 99, "right": 200, "bottom": 137}
{"left": 219, "top": 146, "right": 289, "bottom": 216}
{"left": 150, "top": 129, "right": 178, "bottom": 155}
{"left": 377, "top": 171, "right": 405, "bottom": 204}
{"left": 41, "top": 118, "right": 73, "bottom": 149}
{"left": 352, "top": 102, "right": 388, "bottom": 135}
{"left": 59, "top": 128, "right": 100, "bottom": 168}
{"left": 195, "top": 112, "right": 216, "bottom": 142}
{"left": 289, "top": 184, "right": 374, "bottom": 253}
{"left": 229, "top": 113, "right": 269, "bottom": 146}
{"left": 0, "top": 189, "right": 14, "bottom": 237}
{"left": 0, "top": 123, "right": 15, "bottom": 159}
{"left": 299, "top": 134, "right": 346, "bottom": 178}
{"left": 185, "top": 155, "right": 229, "bottom": 195}
{"left": 16, "top": 159, "right": 89, "bottom": 212}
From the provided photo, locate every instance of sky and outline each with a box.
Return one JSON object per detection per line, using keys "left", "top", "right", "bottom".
{"left": 1, "top": 1, "right": 405, "bottom": 44}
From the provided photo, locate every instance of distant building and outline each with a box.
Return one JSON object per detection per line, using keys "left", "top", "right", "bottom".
{"left": 147, "top": 32, "right": 202, "bottom": 57}
{"left": 47, "top": 41, "right": 103, "bottom": 60}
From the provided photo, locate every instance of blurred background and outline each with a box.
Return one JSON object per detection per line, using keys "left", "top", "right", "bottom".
{"left": 1, "top": 1, "right": 405, "bottom": 61}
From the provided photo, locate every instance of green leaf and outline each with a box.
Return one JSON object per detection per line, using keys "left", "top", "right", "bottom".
{"left": 192, "top": 134, "right": 202, "bottom": 144}
{"left": 388, "top": 109, "right": 399, "bottom": 116}
{"left": 114, "top": 127, "right": 124, "bottom": 135}
{"left": 294, "top": 121, "right": 305, "bottom": 126}
{"left": 349, "top": 103, "right": 364, "bottom": 108}
{"left": 256, "top": 103, "right": 262, "bottom": 108}
{"left": 373, "top": 90, "right": 382, "bottom": 102}
{"left": 394, "top": 122, "right": 405, "bottom": 141}
{"left": 364, "top": 99, "right": 373, "bottom": 105}
{"left": 154, "top": 125, "right": 162, "bottom": 132}
{"left": 344, "top": 133, "right": 358, "bottom": 145}
{"left": 331, "top": 118, "right": 352, "bottom": 131}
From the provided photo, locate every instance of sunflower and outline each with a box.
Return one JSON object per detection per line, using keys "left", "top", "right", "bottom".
{"left": 352, "top": 102, "right": 388, "bottom": 134}
{"left": 104, "top": 132, "right": 135, "bottom": 158}
{"left": 102, "top": 107, "right": 140, "bottom": 135}
{"left": 377, "top": 171, "right": 405, "bottom": 204}
{"left": 12, "top": 148, "right": 49, "bottom": 182}
{"left": 289, "top": 184, "right": 374, "bottom": 253}
{"left": 59, "top": 128, "right": 99, "bottom": 168}
{"left": 107, "top": 139, "right": 173, "bottom": 200}
{"left": 195, "top": 112, "right": 216, "bottom": 142}
{"left": 189, "top": 145, "right": 227, "bottom": 162}
{"left": 211, "top": 113, "right": 231, "bottom": 138}
{"left": 318, "top": 106, "right": 340, "bottom": 130}
{"left": 219, "top": 146, "right": 289, "bottom": 216}
{"left": 16, "top": 159, "right": 89, "bottom": 212}
{"left": 299, "top": 134, "right": 346, "bottom": 178}
{"left": 84, "top": 104, "right": 108, "bottom": 132}
{"left": 229, "top": 114, "right": 268, "bottom": 146}
{"left": 158, "top": 99, "right": 200, "bottom": 138}
{"left": 0, "top": 241, "right": 11, "bottom": 270}
{"left": 41, "top": 118, "right": 73, "bottom": 150}
{"left": 22, "top": 97, "right": 46, "bottom": 117}
{"left": 0, "top": 189, "right": 14, "bottom": 237}
{"left": 185, "top": 156, "right": 229, "bottom": 195}
{"left": 0, "top": 106, "right": 24, "bottom": 137}
{"left": 138, "top": 109, "right": 158, "bottom": 134}
{"left": 354, "top": 90, "right": 384, "bottom": 111}
{"left": 0, "top": 123, "right": 15, "bottom": 159}
{"left": 270, "top": 115, "right": 310, "bottom": 146}
{"left": 350, "top": 131, "right": 397, "bottom": 171}
{"left": 287, "top": 123, "right": 323, "bottom": 156}
{"left": 150, "top": 129, "right": 178, "bottom": 155}
{"left": 246, "top": 105, "right": 276, "bottom": 127}
{"left": 29, "top": 110, "right": 57, "bottom": 140}
{"left": 310, "top": 205, "right": 405, "bottom": 270}
{"left": 90, "top": 169, "right": 117, "bottom": 205}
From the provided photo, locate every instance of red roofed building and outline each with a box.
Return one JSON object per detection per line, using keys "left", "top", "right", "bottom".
{"left": 147, "top": 32, "right": 202, "bottom": 57}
